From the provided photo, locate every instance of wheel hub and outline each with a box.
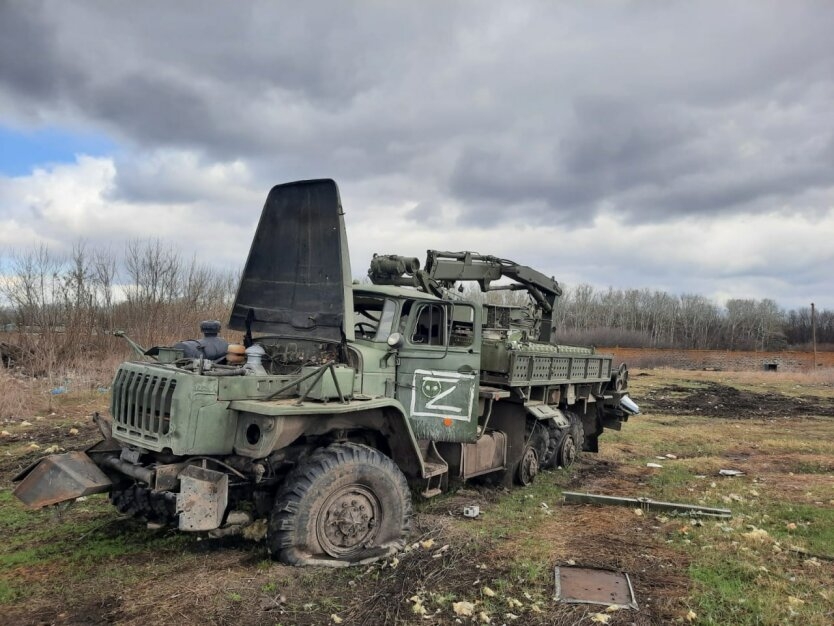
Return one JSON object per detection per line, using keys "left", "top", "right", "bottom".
{"left": 517, "top": 446, "right": 539, "bottom": 486}
{"left": 560, "top": 434, "right": 577, "bottom": 467}
{"left": 318, "top": 485, "right": 381, "bottom": 557}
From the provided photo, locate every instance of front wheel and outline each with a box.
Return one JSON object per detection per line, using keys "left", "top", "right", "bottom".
{"left": 268, "top": 443, "right": 412, "bottom": 566}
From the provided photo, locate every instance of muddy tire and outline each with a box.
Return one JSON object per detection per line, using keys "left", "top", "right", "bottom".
{"left": 527, "top": 420, "right": 549, "bottom": 467}
{"left": 516, "top": 420, "right": 548, "bottom": 485}
{"left": 556, "top": 411, "right": 585, "bottom": 468}
{"left": 542, "top": 419, "right": 562, "bottom": 469}
{"left": 515, "top": 444, "right": 539, "bottom": 486}
{"left": 110, "top": 483, "right": 176, "bottom": 525}
{"left": 268, "top": 443, "right": 412, "bottom": 566}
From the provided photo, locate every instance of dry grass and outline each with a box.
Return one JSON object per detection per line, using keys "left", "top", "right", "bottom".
{"left": 0, "top": 370, "right": 28, "bottom": 421}
{"left": 1, "top": 367, "right": 833, "bottom": 625}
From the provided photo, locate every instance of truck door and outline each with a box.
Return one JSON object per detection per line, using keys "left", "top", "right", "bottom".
{"left": 395, "top": 300, "right": 481, "bottom": 442}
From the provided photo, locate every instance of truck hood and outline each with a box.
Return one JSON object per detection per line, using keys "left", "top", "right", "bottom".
{"left": 229, "top": 179, "right": 354, "bottom": 342}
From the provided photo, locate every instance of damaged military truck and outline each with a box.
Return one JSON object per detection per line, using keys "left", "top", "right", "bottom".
{"left": 14, "top": 179, "right": 639, "bottom": 566}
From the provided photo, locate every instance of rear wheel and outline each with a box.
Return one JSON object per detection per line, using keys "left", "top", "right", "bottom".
{"left": 516, "top": 420, "right": 549, "bottom": 485}
{"left": 555, "top": 411, "right": 585, "bottom": 468}
{"left": 542, "top": 419, "right": 562, "bottom": 469}
{"left": 268, "top": 443, "right": 412, "bottom": 566}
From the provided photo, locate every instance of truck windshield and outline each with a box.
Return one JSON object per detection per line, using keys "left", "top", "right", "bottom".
{"left": 373, "top": 299, "right": 397, "bottom": 342}
{"left": 353, "top": 295, "right": 397, "bottom": 343}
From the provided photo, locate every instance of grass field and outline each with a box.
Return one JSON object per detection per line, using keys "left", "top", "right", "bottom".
{"left": 0, "top": 366, "right": 832, "bottom": 625}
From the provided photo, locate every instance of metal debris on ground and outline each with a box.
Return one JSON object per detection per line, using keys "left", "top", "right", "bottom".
{"left": 718, "top": 469, "right": 745, "bottom": 476}
{"left": 555, "top": 566, "right": 638, "bottom": 609}
{"left": 462, "top": 505, "right": 480, "bottom": 518}
{"left": 562, "top": 491, "right": 732, "bottom": 518}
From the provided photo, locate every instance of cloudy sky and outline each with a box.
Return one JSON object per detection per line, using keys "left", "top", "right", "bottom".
{"left": 1, "top": 1, "right": 833, "bottom": 310}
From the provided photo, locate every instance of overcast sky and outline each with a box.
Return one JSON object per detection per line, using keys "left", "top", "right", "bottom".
{"left": 1, "top": 1, "right": 833, "bottom": 310}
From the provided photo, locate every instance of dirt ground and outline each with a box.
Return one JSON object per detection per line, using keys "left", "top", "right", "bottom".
{"left": 1, "top": 368, "right": 833, "bottom": 625}
{"left": 1, "top": 481, "right": 688, "bottom": 626}
{"left": 641, "top": 379, "right": 834, "bottom": 419}
{"left": 0, "top": 419, "right": 689, "bottom": 624}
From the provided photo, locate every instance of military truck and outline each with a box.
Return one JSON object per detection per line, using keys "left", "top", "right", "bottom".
{"left": 14, "top": 179, "right": 638, "bottom": 566}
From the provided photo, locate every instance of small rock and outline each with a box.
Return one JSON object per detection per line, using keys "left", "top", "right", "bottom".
{"left": 68, "top": 428, "right": 79, "bottom": 436}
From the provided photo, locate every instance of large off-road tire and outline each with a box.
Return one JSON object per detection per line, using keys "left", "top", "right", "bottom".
{"left": 516, "top": 420, "right": 549, "bottom": 485}
{"left": 555, "top": 411, "right": 585, "bottom": 469}
{"left": 527, "top": 420, "right": 549, "bottom": 467}
{"left": 542, "top": 419, "right": 562, "bottom": 469}
{"left": 268, "top": 442, "right": 412, "bottom": 566}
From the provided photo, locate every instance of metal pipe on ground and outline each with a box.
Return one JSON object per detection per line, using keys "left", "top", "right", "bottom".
{"left": 562, "top": 491, "right": 732, "bottom": 518}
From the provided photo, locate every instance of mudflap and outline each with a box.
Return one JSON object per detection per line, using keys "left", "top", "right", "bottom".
{"left": 12, "top": 451, "right": 113, "bottom": 509}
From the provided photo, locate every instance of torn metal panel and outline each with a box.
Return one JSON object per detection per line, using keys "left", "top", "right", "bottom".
{"left": 563, "top": 491, "right": 732, "bottom": 518}
{"left": 228, "top": 179, "right": 352, "bottom": 342}
{"left": 12, "top": 451, "right": 113, "bottom": 509}
{"left": 177, "top": 465, "right": 228, "bottom": 531}
{"left": 555, "top": 566, "right": 638, "bottom": 609}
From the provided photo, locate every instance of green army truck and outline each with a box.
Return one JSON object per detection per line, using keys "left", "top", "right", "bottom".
{"left": 13, "top": 179, "right": 638, "bottom": 566}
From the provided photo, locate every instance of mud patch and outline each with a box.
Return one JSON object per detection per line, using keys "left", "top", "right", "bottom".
{"left": 642, "top": 381, "right": 834, "bottom": 419}
{"left": 493, "top": 504, "right": 690, "bottom": 625}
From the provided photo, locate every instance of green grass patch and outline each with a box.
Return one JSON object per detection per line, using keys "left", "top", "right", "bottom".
{"left": 758, "top": 502, "right": 834, "bottom": 556}
{"left": 689, "top": 559, "right": 769, "bottom": 625}
{"left": 0, "top": 490, "right": 194, "bottom": 605}
{"left": 788, "top": 459, "right": 834, "bottom": 474}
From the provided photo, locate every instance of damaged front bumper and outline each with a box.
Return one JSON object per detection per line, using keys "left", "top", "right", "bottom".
{"left": 13, "top": 448, "right": 232, "bottom": 532}
{"left": 13, "top": 450, "right": 113, "bottom": 509}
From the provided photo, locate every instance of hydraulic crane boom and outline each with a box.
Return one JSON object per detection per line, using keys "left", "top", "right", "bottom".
{"left": 368, "top": 250, "right": 563, "bottom": 343}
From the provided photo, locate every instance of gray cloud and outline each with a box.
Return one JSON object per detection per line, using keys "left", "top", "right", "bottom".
{"left": 1, "top": 1, "right": 834, "bottom": 309}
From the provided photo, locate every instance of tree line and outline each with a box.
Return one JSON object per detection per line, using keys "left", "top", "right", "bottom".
{"left": 1, "top": 242, "right": 831, "bottom": 377}
{"left": 553, "top": 287, "right": 832, "bottom": 350}
{"left": 0, "top": 241, "right": 238, "bottom": 375}
{"left": 485, "top": 286, "right": 832, "bottom": 351}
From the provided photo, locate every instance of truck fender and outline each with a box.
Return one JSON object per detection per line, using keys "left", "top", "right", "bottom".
{"left": 524, "top": 403, "right": 570, "bottom": 429}
{"left": 230, "top": 397, "right": 427, "bottom": 480}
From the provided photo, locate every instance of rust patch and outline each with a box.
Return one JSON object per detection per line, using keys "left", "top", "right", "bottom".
{"left": 555, "top": 566, "right": 637, "bottom": 609}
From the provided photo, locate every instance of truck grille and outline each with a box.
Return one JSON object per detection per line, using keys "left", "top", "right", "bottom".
{"left": 111, "top": 368, "right": 177, "bottom": 441}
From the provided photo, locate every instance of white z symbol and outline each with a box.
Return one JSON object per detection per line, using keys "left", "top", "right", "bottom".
{"left": 425, "top": 382, "right": 462, "bottom": 413}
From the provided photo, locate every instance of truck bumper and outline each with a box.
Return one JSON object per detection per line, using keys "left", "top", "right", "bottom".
{"left": 12, "top": 451, "right": 113, "bottom": 509}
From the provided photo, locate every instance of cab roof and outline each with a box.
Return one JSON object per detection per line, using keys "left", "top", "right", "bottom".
{"left": 353, "top": 284, "right": 441, "bottom": 301}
